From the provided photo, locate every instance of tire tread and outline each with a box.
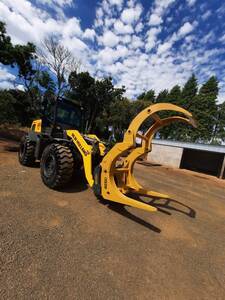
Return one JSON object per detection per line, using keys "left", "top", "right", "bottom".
{"left": 40, "top": 143, "right": 74, "bottom": 189}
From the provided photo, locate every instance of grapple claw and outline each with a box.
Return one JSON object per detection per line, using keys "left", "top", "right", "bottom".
{"left": 99, "top": 103, "right": 196, "bottom": 212}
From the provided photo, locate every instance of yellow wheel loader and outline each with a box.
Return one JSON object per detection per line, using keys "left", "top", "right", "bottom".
{"left": 18, "top": 99, "right": 196, "bottom": 213}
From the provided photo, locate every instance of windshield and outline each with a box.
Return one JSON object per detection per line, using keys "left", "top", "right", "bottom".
{"left": 56, "top": 103, "right": 81, "bottom": 129}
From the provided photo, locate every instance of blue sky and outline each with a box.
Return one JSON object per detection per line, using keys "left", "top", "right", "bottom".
{"left": 0, "top": 0, "right": 225, "bottom": 102}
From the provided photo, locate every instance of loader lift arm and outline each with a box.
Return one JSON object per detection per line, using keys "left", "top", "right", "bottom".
{"left": 99, "top": 103, "right": 197, "bottom": 213}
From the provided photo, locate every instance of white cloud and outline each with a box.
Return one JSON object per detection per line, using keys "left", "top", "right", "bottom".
{"left": 145, "top": 0, "right": 175, "bottom": 52}
{"left": 202, "top": 10, "right": 212, "bottom": 20}
{"left": 98, "top": 45, "right": 128, "bottom": 64}
{"left": 157, "top": 41, "right": 172, "bottom": 54}
{"left": 108, "top": 0, "right": 123, "bottom": 8}
{"left": 64, "top": 36, "right": 87, "bottom": 52}
{"left": 135, "top": 22, "right": 143, "bottom": 33}
{"left": 121, "top": 4, "right": 142, "bottom": 24}
{"left": 187, "top": 0, "right": 196, "bottom": 7}
{"left": 121, "top": 34, "right": 132, "bottom": 44}
{"left": 149, "top": 14, "right": 162, "bottom": 26}
{"left": 0, "top": 66, "right": 16, "bottom": 82}
{"left": 217, "top": 92, "right": 225, "bottom": 104}
{"left": 201, "top": 31, "right": 214, "bottom": 44}
{"left": 178, "top": 22, "right": 194, "bottom": 37}
{"left": 131, "top": 35, "right": 144, "bottom": 49}
{"left": 96, "top": 7, "right": 104, "bottom": 18}
{"left": 219, "top": 34, "right": 225, "bottom": 43}
{"left": 16, "top": 84, "right": 25, "bottom": 91}
{"left": 62, "top": 18, "right": 83, "bottom": 38}
{"left": 114, "top": 20, "right": 133, "bottom": 34}
{"left": 84, "top": 1, "right": 225, "bottom": 101}
{"left": 0, "top": 1, "right": 84, "bottom": 45}
{"left": 104, "top": 18, "right": 115, "bottom": 28}
{"left": 0, "top": 81, "right": 14, "bottom": 89}
{"left": 145, "top": 27, "right": 161, "bottom": 51}
{"left": 116, "top": 45, "right": 129, "bottom": 57}
{"left": 100, "top": 30, "right": 119, "bottom": 47}
{"left": 0, "top": 66, "right": 16, "bottom": 89}
{"left": 36, "top": 0, "right": 73, "bottom": 7}
{"left": 83, "top": 29, "right": 96, "bottom": 41}
{"left": 0, "top": 0, "right": 91, "bottom": 67}
{"left": 98, "top": 48, "right": 117, "bottom": 64}
{"left": 152, "top": 0, "right": 176, "bottom": 16}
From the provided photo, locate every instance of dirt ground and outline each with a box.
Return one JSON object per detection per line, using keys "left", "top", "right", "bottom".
{"left": 0, "top": 139, "right": 225, "bottom": 299}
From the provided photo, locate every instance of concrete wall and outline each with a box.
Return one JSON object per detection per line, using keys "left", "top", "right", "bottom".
{"left": 147, "top": 143, "right": 183, "bottom": 168}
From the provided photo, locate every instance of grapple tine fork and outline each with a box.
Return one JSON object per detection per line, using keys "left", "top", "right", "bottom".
{"left": 100, "top": 103, "right": 196, "bottom": 212}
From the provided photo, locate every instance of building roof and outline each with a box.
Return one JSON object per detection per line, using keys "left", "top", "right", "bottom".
{"left": 152, "top": 139, "right": 225, "bottom": 154}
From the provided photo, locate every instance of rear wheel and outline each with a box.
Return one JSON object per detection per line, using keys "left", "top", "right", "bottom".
{"left": 40, "top": 143, "right": 74, "bottom": 189}
{"left": 18, "top": 135, "right": 36, "bottom": 166}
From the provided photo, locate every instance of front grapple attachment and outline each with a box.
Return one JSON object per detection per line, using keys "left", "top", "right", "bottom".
{"left": 99, "top": 103, "right": 196, "bottom": 212}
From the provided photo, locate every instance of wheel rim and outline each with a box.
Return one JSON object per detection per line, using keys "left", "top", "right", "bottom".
{"left": 44, "top": 154, "right": 56, "bottom": 178}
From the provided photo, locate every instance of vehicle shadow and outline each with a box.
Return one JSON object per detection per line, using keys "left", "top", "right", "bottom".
{"left": 130, "top": 193, "right": 196, "bottom": 218}
{"left": 99, "top": 199, "right": 161, "bottom": 233}
{"left": 150, "top": 198, "right": 196, "bottom": 218}
{"left": 98, "top": 192, "right": 196, "bottom": 233}
{"left": 30, "top": 161, "right": 40, "bottom": 168}
{"left": 60, "top": 172, "right": 88, "bottom": 193}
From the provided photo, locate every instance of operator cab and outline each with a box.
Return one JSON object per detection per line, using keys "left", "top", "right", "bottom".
{"left": 42, "top": 98, "right": 83, "bottom": 136}
{"left": 54, "top": 100, "right": 82, "bottom": 130}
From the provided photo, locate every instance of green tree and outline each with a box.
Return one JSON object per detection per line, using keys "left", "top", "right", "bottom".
{"left": 8, "top": 89, "right": 34, "bottom": 125}
{"left": 137, "top": 92, "right": 146, "bottom": 100}
{"left": 191, "top": 76, "right": 218, "bottom": 142}
{"left": 0, "top": 21, "right": 36, "bottom": 78}
{"left": 108, "top": 98, "right": 132, "bottom": 131}
{"left": 130, "top": 99, "right": 149, "bottom": 118}
{"left": 68, "top": 71, "right": 125, "bottom": 133}
{"left": 159, "top": 85, "right": 182, "bottom": 139}
{"left": 0, "top": 21, "right": 14, "bottom": 65}
{"left": 214, "top": 102, "right": 225, "bottom": 143}
{"left": 144, "top": 89, "right": 155, "bottom": 102}
{"left": 167, "top": 85, "right": 181, "bottom": 105}
{"left": 95, "top": 98, "right": 132, "bottom": 140}
{"left": 156, "top": 89, "right": 169, "bottom": 103}
{"left": 0, "top": 91, "right": 17, "bottom": 124}
{"left": 172, "top": 75, "right": 198, "bottom": 141}
{"left": 181, "top": 74, "right": 198, "bottom": 109}
{"left": 0, "top": 21, "right": 46, "bottom": 123}
{"left": 26, "top": 68, "right": 56, "bottom": 117}
{"left": 137, "top": 89, "right": 155, "bottom": 102}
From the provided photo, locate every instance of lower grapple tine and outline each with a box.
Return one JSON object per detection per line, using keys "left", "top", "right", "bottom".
{"left": 131, "top": 188, "right": 169, "bottom": 199}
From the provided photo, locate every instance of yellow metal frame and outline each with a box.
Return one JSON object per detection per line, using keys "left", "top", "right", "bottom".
{"left": 100, "top": 103, "right": 197, "bottom": 213}
{"left": 67, "top": 130, "right": 95, "bottom": 187}
{"left": 31, "top": 119, "right": 42, "bottom": 133}
{"left": 85, "top": 134, "right": 106, "bottom": 156}
{"left": 66, "top": 131, "right": 106, "bottom": 187}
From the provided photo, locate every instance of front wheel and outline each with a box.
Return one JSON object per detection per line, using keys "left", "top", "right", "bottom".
{"left": 18, "top": 135, "right": 36, "bottom": 166}
{"left": 40, "top": 143, "right": 74, "bottom": 189}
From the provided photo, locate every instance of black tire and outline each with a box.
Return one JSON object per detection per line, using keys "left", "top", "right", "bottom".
{"left": 93, "top": 165, "right": 102, "bottom": 197}
{"left": 40, "top": 143, "right": 74, "bottom": 189}
{"left": 18, "top": 135, "right": 36, "bottom": 166}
